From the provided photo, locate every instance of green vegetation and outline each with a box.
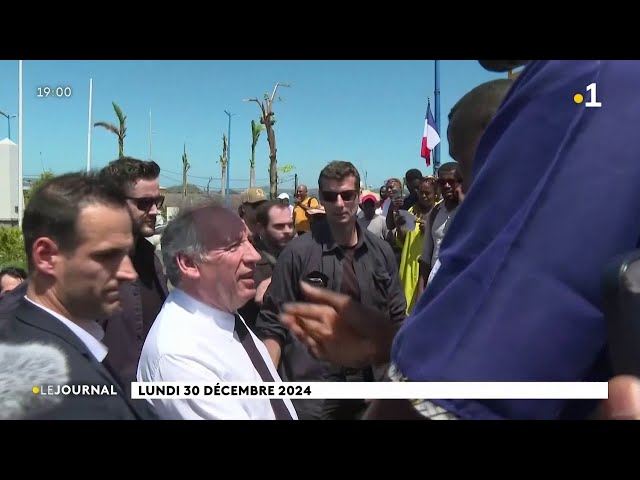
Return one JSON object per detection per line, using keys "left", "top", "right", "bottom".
{"left": 94, "top": 101, "right": 127, "bottom": 158}
{"left": 0, "top": 227, "right": 27, "bottom": 271}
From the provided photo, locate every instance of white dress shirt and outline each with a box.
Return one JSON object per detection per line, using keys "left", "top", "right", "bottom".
{"left": 137, "top": 288, "right": 298, "bottom": 420}
{"left": 24, "top": 296, "right": 108, "bottom": 362}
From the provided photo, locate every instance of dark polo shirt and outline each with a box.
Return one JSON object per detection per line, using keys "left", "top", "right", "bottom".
{"left": 256, "top": 221, "right": 405, "bottom": 420}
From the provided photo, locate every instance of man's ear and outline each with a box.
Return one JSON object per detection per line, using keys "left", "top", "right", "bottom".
{"left": 31, "top": 237, "right": 60, "bottom": 276}
{"left": 176, "top": 253, "right": 200, "bottom": 281}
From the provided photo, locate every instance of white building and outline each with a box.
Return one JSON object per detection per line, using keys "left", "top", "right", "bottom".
{"left": 0, "top": 138, "right": 19, "bottom": 227}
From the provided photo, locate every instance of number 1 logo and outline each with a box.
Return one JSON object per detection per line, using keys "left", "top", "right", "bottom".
{"left": 585, "top": 83, "right": 602, "bottom": 108}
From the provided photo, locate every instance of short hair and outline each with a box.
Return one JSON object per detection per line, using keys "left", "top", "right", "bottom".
{"left": 387, "top": 177, "right": 402, "bottom": 187}
{"left": 420, "top": 176, "right": 436, "bottom": 188}
{"left": 238, "top": 202, "right": 259, "bottom": 226}
{"left": 256, "top": 200, "right": 289, "bottom": 227}
{"left": 0, "top": 266, "right": 27, "bottom": 282}
{"left": 22, "top": 172, "right": 127, "bottom": 271}
{"left": 98, "top": 157, "right": 160, "bottom": 194}
{"left": 448, "top": 79, "right": 514, "bottom": 135}
{"left": 405, "top": 169, "right": 423, "bottom": 183}
{"left": 438, "top": 162, "right": 462, "bottom": 180}
{"left": 318, "top": 161, "right": 361, "bottom": 192}
{"left": 478, "top": 60, "right": 528, "bottom": 72}
{"left": 161, "top": 200, "right": 224, "bottom": 287}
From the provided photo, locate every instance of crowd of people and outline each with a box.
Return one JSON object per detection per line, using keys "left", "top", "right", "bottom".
{"left": 1, "top": 59, "right": 639, "bottom": 420}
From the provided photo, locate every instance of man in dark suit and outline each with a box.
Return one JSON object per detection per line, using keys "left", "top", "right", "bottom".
{"left": 1, "top": 159, "right": 169, "bottom": 394}
{"left": 0, "top": 171, "right": 152, "bottom": 419}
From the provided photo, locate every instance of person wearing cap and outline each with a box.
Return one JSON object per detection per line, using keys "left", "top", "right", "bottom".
{"left": 306, "top": 204, "right": 328, "bottom": 235}
{"left": 239, "top": 187, "right": 268, "bottom": 235}
{"left": 356, "top": 190, "right": 384, "bottom": 219}
{"left": 277, "top": 192, "right": 294, "bottom": 216}
{"left": 293, "top": 185, "right": 320, "bottom": 235}
{"left": 357, "top": 193, "right": 391, "bottom": 243}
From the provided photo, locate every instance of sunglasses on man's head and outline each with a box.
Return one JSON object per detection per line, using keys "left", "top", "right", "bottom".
{"left": 320, "top": 190, "right": 358, "bottom": 203}
{"left": 127, "top": 195, "right": 165, "bottom": 211}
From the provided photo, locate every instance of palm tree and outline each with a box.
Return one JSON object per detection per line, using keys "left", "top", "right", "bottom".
{"left": 250, "top": 119, "right": 263, "bottom": 188}
{"left": 94, "top": 102, "right": 127, "bottom": 158}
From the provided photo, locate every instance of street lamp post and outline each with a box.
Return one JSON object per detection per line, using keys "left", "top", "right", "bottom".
{"left": 224, "top": 110, "right": 235, "bottom": 207}
{"left": 0, "top": 110, "right": 17, "bottom": 140}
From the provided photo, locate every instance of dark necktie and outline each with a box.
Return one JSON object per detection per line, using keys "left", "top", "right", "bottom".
{"left": 234, "top": 315, "right": 293, "bottom": 420}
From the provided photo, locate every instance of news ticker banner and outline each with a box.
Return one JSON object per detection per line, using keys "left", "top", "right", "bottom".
{"left": 130, "top": 382, "right": 609, "bottom": 400}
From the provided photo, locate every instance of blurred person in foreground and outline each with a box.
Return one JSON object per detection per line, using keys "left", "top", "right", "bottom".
{"left": 0, "top": 172, "right": 149, "bottom": 419}
{"left": 0, "top": 159, "right": 170, "bottom": 394}
{"left": 419, "top": 79, "right": 514, "bottom": 293}
{"left": 280, "top": 60, "right": 640, "bottom": 420}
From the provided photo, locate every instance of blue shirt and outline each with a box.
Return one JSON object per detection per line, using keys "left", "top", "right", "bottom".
{"left": 391, "top": 60, "right": 640, "bottom": 419}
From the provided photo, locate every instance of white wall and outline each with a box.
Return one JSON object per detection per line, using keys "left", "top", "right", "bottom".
{"left": 0, "top": 139, "right": 19, "bottom": 222}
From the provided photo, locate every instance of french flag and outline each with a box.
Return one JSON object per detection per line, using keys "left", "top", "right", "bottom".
{"left": 421, "top": 100, "right": 440, "bottom": 166}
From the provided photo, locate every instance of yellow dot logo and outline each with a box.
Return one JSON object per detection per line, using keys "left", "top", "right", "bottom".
{"left": 574, "top": 93, "right": 584, "bottom": 104}
{"left": 32, "top": 386, "right": 40, "bottom": 394}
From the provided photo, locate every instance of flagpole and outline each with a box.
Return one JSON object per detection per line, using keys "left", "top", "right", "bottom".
{"left": 87, "top": 78, "right": 93, "bottom": 172}
{"left": 18, "top": 60, "right": 23, "bottom": 228}
{"left": 434, "top": 60, "right": 441, "bottom": 175}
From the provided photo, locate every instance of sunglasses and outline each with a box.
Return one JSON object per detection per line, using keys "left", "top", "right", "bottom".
{"left": 127, "top": 195, "right": 165, "bottom": 211}
{"left": 320, "top": 190, "right": 358, "bottom": 203}
{"left": 437, "top": 178, "right": 459, "bottom": 187}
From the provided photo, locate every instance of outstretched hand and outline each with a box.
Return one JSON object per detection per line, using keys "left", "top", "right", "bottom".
{"left": 279, "top": 282, "right": 394, "bottom": 367}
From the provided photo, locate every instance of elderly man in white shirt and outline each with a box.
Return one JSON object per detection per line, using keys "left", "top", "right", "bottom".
{"left": 137, "top": 202, "right": 298, "bottom": 420}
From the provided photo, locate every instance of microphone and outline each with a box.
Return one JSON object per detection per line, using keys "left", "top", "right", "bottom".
{"left": 0, "top": 343, "right": 70, "bottom": 420}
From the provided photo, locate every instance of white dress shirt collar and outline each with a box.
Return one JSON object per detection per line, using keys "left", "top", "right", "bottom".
{"left": 24, "top": 295, "right": 108, "bottom": 362}
{"left": 171, "top": 288, "right": 236, "bottom": 339}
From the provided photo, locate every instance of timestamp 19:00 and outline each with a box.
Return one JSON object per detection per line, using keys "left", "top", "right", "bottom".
{"left": 37, "top": 87, "right": 72, "bottom": 98}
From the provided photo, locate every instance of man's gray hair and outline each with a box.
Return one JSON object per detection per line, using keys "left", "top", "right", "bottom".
{"left": 161, "top": 200, "right": 220, "bottom": 286}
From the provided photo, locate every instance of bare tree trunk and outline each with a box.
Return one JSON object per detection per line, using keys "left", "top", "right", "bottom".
{"left": 250, "top": 166, "right": 255, "bottom": 188}
{"left": 182, "top": 169, "right": 187, "bottom": 198}
{"left": 182, "top": 146, "right": 189, "bottom": 198}
{"left": 267, "top": 125, "right": 277, "bottom": 199}
{"left": 221, "top": 166, "right": 227, "bottom": 196}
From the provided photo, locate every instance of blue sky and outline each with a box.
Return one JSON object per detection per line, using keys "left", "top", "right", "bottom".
{"left": 0, "top": 60, "right": 504, "bottom": 191}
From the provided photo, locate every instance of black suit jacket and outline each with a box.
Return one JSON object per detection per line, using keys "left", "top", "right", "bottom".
{"left": 1, "top": 298, "right": 154, "bottom": 420}
{"left": 0, "top": 240, "right": 170, "bottom": 394}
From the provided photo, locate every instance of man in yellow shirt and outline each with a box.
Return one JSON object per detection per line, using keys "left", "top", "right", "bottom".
{"left": 293, "top": 184, "right": 319, "bottom": 235}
